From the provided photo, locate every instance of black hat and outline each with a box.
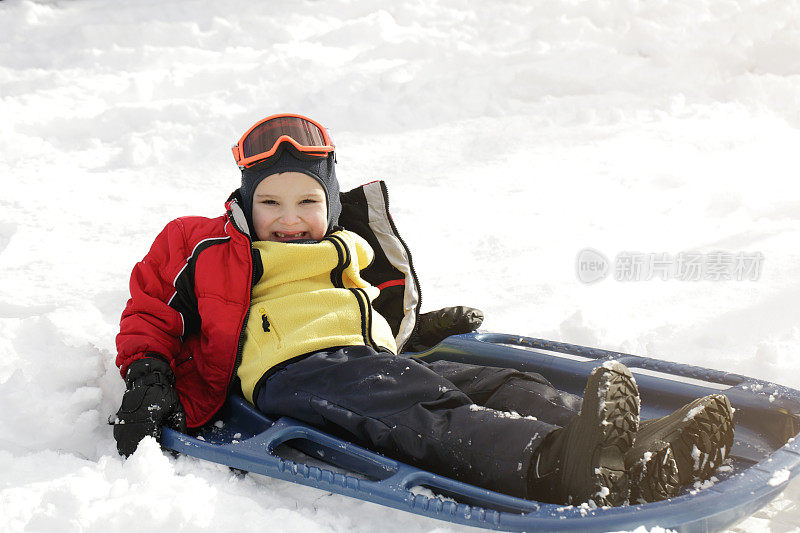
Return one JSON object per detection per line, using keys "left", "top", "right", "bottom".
{"left": 239, "top": 150, "right": 341, "bottom": 238}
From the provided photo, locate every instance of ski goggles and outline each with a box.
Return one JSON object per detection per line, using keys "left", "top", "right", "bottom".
{"left": 232, "top": 113, "right": 334, "bottom": 169}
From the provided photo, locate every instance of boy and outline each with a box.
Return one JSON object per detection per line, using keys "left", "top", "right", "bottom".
{"left": 113, "top": 114, "right": 734, "bottom": 505}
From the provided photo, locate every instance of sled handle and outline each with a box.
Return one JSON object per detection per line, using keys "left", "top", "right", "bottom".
{"left": 259, "top": 417, "right": 542, "bottom": 515}
{"left": 162, "top": 411, "right": 541, "bottom": 521}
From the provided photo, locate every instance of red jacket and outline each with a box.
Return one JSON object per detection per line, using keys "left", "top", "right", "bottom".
{"left": 116, "top": 197, "right": 253, "bottom": 427}
{"left": 116, "top": 183, "right": 421, "bottom": 428}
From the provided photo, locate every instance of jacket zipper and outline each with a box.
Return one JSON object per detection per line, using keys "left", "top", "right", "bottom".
{"left": 379, "top": 181, "right": 423, "bottom": 351}
{"left": 229, "top": 247, "right": 258, "bottom": 396}
{"left": 225, "top": 205, "right": 256, "bottom": 401}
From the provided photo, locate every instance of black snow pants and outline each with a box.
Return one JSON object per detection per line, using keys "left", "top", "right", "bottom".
{"left": 254, "top": 346, "right": 582, "bottom": 499}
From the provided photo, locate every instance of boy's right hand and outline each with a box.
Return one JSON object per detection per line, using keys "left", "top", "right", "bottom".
{"left": 112, "top": 356, "right": 187, "bottom": 457}
{"left": 404, "top": 306, "right": 484, "bottom": 353}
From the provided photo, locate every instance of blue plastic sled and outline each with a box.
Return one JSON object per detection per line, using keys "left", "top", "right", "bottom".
{"left": 161, "top": 333, "right": 800, "bottom": 532}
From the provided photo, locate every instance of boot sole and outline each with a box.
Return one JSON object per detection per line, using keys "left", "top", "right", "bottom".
{"left": 572, "top": 361, "right": 640, "bottom": 506}
{"left": 635, "top": 394, "right": 734, "bottom": 487}
{"left": 628, "top": 440, "right": 681, "bottom": 503}
{"left": 671, "top": 394, "right": 734, "bottom": 483}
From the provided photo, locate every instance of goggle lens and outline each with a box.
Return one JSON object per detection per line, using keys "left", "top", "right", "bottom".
{"left": 234, "top": 114, "right": 334, "bottom": 168}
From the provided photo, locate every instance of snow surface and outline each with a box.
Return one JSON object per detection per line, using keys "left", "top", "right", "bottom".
{"left": 2, "top": 0, "right": 800, "bottom": 531}
{"left": 769, "top": 469, "right": 791, "bottom": 488}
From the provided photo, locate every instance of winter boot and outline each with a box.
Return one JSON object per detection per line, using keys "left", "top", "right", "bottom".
{"left": 625, "top": 439, "right": 680, "bottom": 503}
{"left": 528, "top": 361, "right": 640, "bottom": 506}
{"left": 624, "top": 393, "right": 734, "bottom": 502}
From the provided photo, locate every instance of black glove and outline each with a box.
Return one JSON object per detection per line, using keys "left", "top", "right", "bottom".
{"left": 112, "top": 356, "right": 186, "bottom": 457}
{"left": 404, "top": 306, "right": 484, "bottom": 352}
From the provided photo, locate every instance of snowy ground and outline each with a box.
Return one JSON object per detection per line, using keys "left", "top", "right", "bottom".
{"left": 2, "top": 0, "right": 799, "bottom": 531}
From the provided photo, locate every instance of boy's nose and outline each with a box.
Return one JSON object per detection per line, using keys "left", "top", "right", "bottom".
{"left": 278, "top": 209, "right": 301, "bottom": 224}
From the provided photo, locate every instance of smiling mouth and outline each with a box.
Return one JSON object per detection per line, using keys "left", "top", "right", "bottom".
{"left": 272, "top": 231, "right": 309, "bottom": 241}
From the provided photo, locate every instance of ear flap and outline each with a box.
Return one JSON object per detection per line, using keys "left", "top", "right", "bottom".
{"left": 226, "top": 191, "right": 252, "bottom": 238}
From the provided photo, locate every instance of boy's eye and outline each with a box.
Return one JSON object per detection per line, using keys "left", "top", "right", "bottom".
{"left": 301, "top": 198, "right": 319, "bottom": 204}
{"left": 263, "top": 200, "right": 278, "bottom": 205}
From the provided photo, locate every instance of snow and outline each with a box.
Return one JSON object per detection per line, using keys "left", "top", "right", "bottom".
{"left": 769, "top": 469, "right": 791, "bottom": 487}
{"left": 2, "top": 0, "right": 800, "bottom": 531}
{"left": 468, "top": 403, "right": 537, "bottom": 421}
{"left": 690, "top": 476, "right": 720, "bottom": 495}
{"left": 682, "top": 405, "right": 705, "bottom": 422}
{"left": 409, "top": 486, "right": 457, "bottom": 504}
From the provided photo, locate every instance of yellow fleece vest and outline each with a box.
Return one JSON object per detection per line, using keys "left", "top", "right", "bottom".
{"left": 238, "top": 230, "right": 398, "bottom": 403}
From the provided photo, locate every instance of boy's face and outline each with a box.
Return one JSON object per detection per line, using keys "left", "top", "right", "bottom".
{"left": 251, "top": 171, "right": 328, "bottom": 242}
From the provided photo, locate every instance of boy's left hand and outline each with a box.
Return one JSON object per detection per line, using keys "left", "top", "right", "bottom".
{"left": 404, "top": 306, "right": 484, "bottom": 353}
{"left": 112, "top": 357, "right": 187, "bottom": 457}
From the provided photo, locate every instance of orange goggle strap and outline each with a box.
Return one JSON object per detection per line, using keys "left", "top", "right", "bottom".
{"left": 232, "top": 114, "right": 334, "bottom": 169}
